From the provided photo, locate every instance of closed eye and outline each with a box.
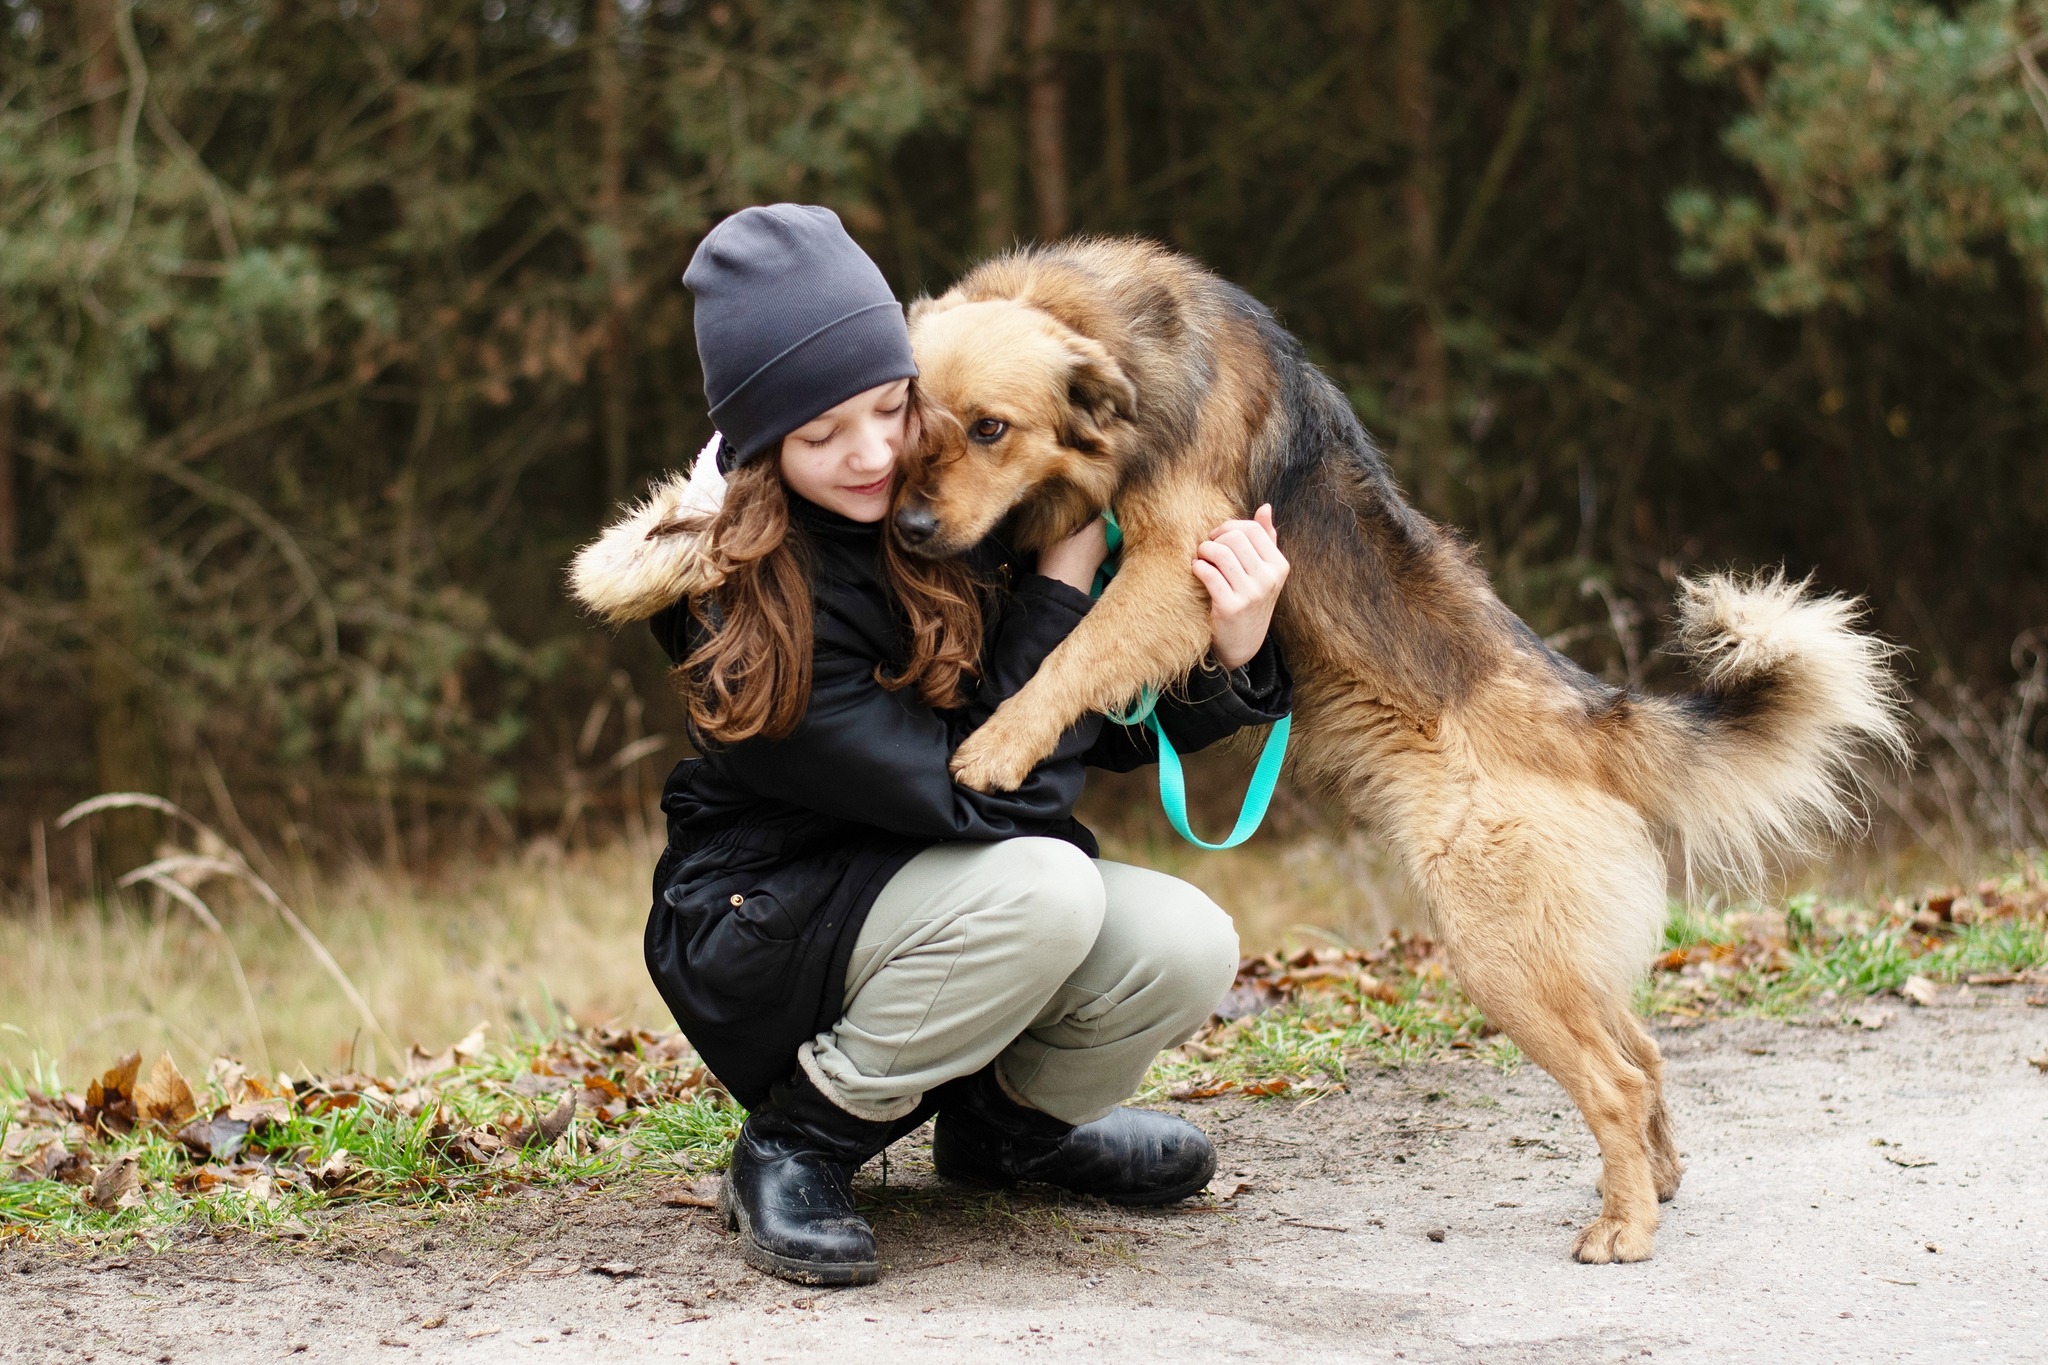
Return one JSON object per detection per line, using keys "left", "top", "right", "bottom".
{"left": 970, "top": 417, "right": 1008, "bottom": 443}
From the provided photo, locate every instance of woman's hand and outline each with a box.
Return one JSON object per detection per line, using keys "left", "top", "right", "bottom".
{"left": 1195, "top": 505, "right": 1290, "bottom": 671}
{"left": 1037, "top": 515, "right": 1111, "bottom": 593}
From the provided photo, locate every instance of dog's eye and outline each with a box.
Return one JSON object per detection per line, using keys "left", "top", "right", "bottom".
{"left": 970, "top": 418, "right": 1008, "bottom": 444}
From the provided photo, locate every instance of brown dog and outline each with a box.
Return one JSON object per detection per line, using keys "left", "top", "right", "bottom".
{"left": 894, "top": 237, "right": 1905, "bottom": 1263}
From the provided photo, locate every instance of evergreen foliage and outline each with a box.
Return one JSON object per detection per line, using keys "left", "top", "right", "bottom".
{"left": 1, "top": 0, "right": 2042, "bottom": 866}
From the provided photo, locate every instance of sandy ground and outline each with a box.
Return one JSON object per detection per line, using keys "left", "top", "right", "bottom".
{"left": 5, "top": 996, "right": 2044, "bottom": 1365}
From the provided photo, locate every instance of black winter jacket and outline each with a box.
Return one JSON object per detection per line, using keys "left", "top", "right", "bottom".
{"left": 644, "top": 496, "right": 1292, "bottom": 1107}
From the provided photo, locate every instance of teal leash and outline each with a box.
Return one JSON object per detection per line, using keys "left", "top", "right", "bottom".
{"left": 1090, "top": 509, "right": 1291, "bottom": 850}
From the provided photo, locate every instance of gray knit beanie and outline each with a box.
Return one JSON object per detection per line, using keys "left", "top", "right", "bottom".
{"left": 683, "top": 204, "right": 917, "bottom": 472}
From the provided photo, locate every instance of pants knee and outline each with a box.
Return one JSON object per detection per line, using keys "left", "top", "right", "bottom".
{"left": 972, "top": 837, "right": 1105, "bottom": 981}
{"left": 1144, "top": 893, "right": 1240, "bottom": 1027}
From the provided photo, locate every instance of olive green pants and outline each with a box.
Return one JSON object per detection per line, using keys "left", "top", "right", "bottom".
{"left": 799, "top": 837, "right": 1239, "bottom": 1126}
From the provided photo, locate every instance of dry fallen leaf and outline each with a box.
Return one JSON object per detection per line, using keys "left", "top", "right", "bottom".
{"left": 180, "top": 1162, "right": 285, "bottom": 1205}
{"left": 1354, "top": 974, "right": 1405, "bottom": 1006}
{"left": 312, "top": 1150, "right": 361, "bottom": 1189}
{"left": 438, "top": 1127, "right": 505, "bottom": 1167}
{"left": 589, "top": 1262, "right": 642, "bottom": 1278}
{"left": 1885, "top": 1152, "right": 1937, "bottom": 1168}
{"left": 404, "top": 1023, "right": 490, "bottom": 1082}
{"left": 11, "top": 1137, "right": 93, "bottom": 1185}
{"left": 133, "top": 1054, "right": 197, "bottom": 1129}
{"left": 87, "top": 1155, "right": 144, "bottom": 1211}
{"left": 1168, "top": 1081, "right": 1233, "bottom": 1101}
{"left": 206, "top": 1056, "right": 249, "bottom": 1099}
{"left": 1899, "top": 975, "right": 1939, "bottom": 1008}
{"left": 2028, "top": 1053, "right": 2048, "bottom": 1074}
{"left": 226, "top": 1095, "right": 291, "bottom": 1128}
{"left": 176, "top": 1116, "right": 251, "bottom": 1163}
{"left": 84, "top": 1052, "right": 142, "bottom": 1135}
{"left": 659, "top": 1179, "right": 720, "bottom": 1210}
{"left": 522, "top": 1092, "right": 575, "bottom": 1151}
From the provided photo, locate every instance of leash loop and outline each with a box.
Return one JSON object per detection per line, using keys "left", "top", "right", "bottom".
{"left": 1090, "top": 508, "right": 1291, "bottom": 850}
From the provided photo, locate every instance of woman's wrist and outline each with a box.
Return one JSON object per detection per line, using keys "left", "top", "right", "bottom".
{"left": 1037, "top": 516, "right": 1111, "bottom": 593}
{"left": 1210, "top": 628, "right": 1265, "bottom": 672}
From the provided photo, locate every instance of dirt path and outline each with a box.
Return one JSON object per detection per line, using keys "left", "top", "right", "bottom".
{"left": 8, "top": 999, "right": 2044, "bottom": 1364}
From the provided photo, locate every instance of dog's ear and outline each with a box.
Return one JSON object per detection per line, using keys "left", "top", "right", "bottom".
{"left": 1058, "top": 334, "right": 1137, "bottom": 453}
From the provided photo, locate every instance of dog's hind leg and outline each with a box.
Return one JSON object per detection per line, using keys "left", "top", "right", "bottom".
{"left": 1614, "top": 1013, "right": 1683, "bottom": 1201}
{"left": 1458, "top": 958, "right": 1661, "bottom": 1263}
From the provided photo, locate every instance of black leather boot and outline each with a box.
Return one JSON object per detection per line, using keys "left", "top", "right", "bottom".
{"left": 719, "top": 1068, "right": 909, "bottom": 1286}
{"left": 931, "top": 1066, "right": 1216, "bottom": 1206}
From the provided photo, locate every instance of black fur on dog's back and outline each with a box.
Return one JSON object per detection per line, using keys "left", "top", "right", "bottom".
{"left": 1223, "top": 282, "right": 1521, "bottom": 714}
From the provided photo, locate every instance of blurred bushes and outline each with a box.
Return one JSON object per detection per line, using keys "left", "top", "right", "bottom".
{"left": 1, "top": 0, "right": 2044, "bottom": 874}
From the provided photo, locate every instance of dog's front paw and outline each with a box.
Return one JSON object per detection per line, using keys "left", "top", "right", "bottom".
{"left": 950, "top": 728, "right": 1039, "bottom": 793}
{"left": 1570, "top": 1215, "right": 1656, "bottom": 1264}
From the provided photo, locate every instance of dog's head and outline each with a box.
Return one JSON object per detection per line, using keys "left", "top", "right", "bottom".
{"left": 894, "top": 296, "right": 1137, "bottom": 557}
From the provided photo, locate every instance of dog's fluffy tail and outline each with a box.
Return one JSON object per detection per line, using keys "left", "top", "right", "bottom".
{"left": 1607, "top": 573, "right": 1908, "bottom": 887}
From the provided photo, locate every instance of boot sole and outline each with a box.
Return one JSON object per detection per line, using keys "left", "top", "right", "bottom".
{"left": 718, "top": 1172, "right": 880, "bottom": 1287}
{"left": 933, "top": 1151, "right": 1217, "bottom": 1207}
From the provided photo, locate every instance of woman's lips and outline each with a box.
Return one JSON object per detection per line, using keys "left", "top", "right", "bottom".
{"left": 844, "top": 476, "right": 891, "bottom": 497}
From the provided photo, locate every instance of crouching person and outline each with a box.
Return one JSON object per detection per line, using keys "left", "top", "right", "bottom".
{"left": 571, "top": 204, "right": 1292, "bottom": 1286}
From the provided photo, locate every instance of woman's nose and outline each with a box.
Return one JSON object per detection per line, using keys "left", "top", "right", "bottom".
{"left": 848, "top": 421, "right": 896, "bottom": 473}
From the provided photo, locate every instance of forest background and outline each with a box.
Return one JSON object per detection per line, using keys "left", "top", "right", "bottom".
{"left": 4, "top": 0, "right": 2048, "bottom": 892}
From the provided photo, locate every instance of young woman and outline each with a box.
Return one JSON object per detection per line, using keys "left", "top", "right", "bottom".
{"left": 576, "top": 205, "right": 1291, "bottom": 1287}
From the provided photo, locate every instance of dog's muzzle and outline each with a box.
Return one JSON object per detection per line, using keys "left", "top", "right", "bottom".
{"left": 893, "top": 502, "right": 939, "bottom": 549}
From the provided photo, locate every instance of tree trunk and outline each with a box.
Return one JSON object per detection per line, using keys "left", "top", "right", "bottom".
{"left": 965, "top": 0, "right": 1019, "bottom": 254}
{"left": 0, "top": 386, "right": 14, "bottom": 577}
{"left": 70, "top": 0, "right": 165, "bottom": 872}
{"left": 592, "top": 0, "right": 633, "bottom": 507}
{"left": 1394, "top": 0, "right": 1451, "bottom": 511}
{"left": 2023, "top": 272, "right": 2047, "bottom": 390}
{"left": 1025, "top": 0, "right": 1067, "bottom": 240}
{"left": 80, "top": 0, "right": 121, "bottom": 147}
{"left": 1100, "top": 12, "right": 1130, "bottom": 229}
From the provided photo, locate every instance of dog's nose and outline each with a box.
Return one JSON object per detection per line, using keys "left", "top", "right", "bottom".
{"left": 894, "top": 503, "right": 938, "bottom": 546}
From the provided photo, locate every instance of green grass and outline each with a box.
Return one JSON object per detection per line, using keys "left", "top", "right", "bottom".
{"left": 1139, "top": 961, "right": 1522, "bottom": 1107}
{"left": 1643, "top": 859, "right": 2048, "bottom": 1018}
{"left": 8, "top": 860, "right": 2043, "bottom": 1247}
{"left": 0, "top": 1028, "right": 747, "bottom": 1248}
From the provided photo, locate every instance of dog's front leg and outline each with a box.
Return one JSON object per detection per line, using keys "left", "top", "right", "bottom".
{"left": 951, "top": 510, "right": 1221, "bottom": 793}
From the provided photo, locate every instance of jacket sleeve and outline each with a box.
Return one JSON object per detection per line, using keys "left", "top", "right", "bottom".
{"left": 1083, "top": 633, "right": 1294, "bottom": 773}
{"left": 698, "top": 575, "right": 1107, "bottom": 840}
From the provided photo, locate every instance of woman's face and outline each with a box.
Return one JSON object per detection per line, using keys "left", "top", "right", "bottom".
{"left": 777, "top": 378, "right": 912, "bottom": 523}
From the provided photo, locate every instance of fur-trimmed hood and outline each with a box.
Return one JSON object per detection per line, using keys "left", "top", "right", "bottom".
{"left": 568, "top": 434, "right": 729, "bottom": 625}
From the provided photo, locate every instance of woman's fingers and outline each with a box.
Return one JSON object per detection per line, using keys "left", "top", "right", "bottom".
{"left": 1191, "top": 556, "right": 1238, "bottom": 606}
{"left": 1197, "top": 534, "right": 1258, "bottom": 596}
{"left": 1212, "top": 529, "right": 1267, "bottom": 589}
{"left": 1196, "top": 507, "right": 1289, "bottom": 631}
{"left": 1210, "top": 526, "right": 1285, "bottom": 594}
{"left": 1206, "top": 509, "right": 1289, "bottom": 574}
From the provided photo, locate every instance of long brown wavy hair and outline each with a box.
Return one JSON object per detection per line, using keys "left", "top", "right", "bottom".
{"left": 678, "top": 393, "right": 985, "bottom": 745}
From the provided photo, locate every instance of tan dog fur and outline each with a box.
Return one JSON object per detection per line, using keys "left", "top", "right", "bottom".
{"left": 897, "top": 237, "right": 1907, "bottom": 1264}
